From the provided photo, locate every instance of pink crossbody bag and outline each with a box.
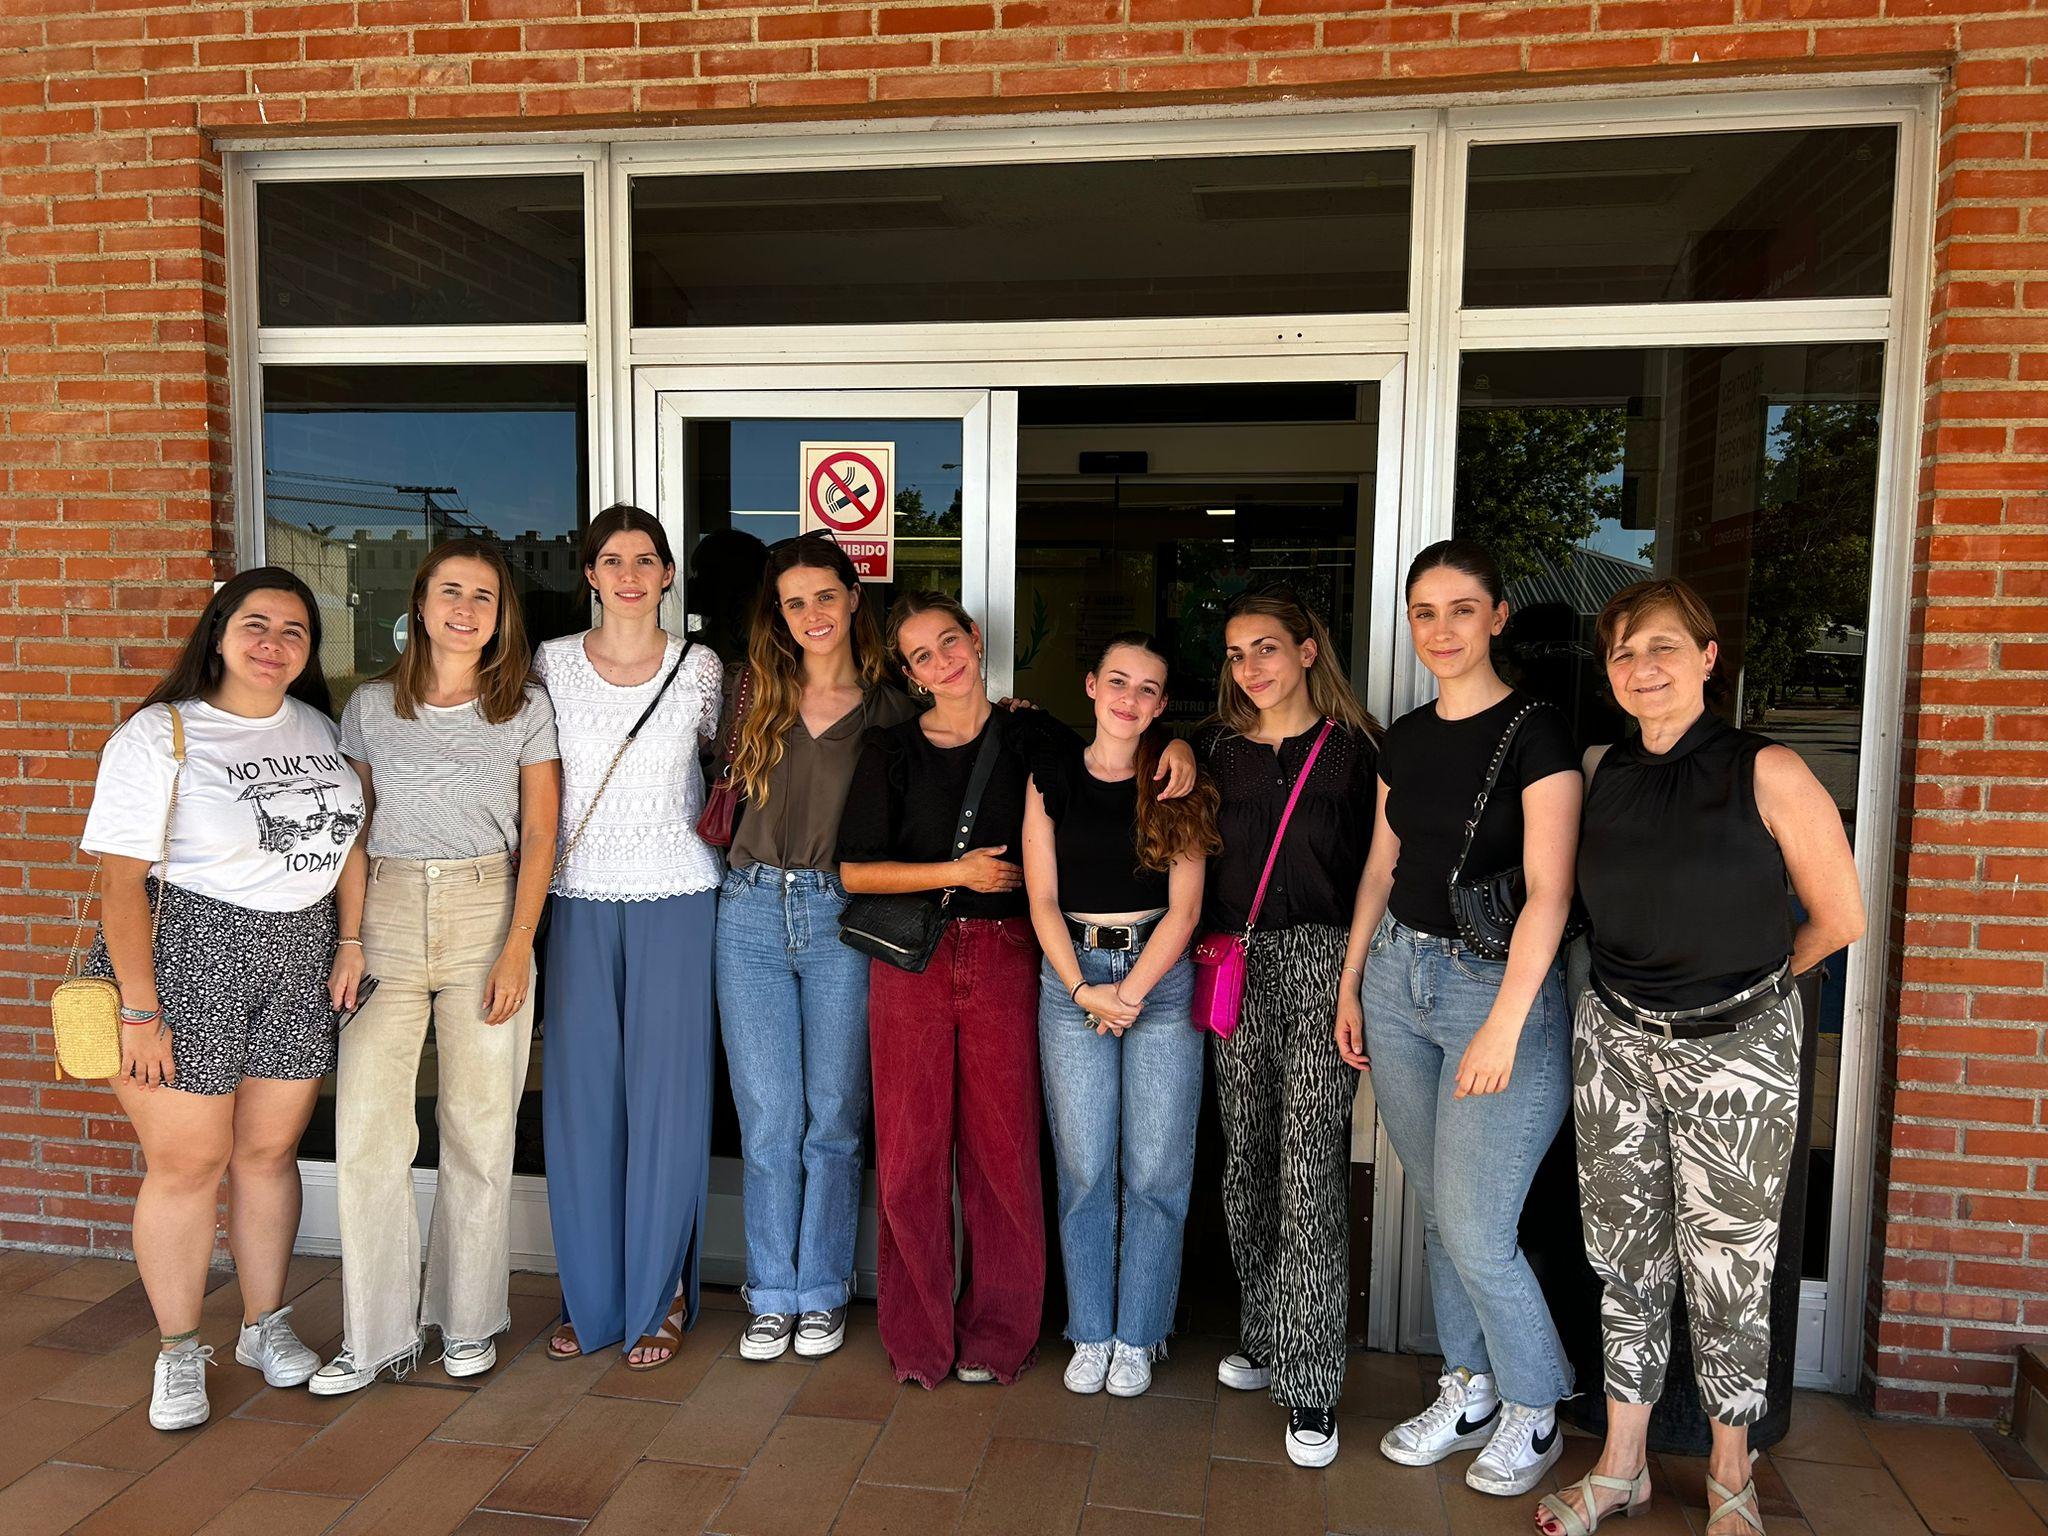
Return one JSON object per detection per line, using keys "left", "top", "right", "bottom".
{"left": 1189, "top": 718, "right": 1334, "bottom": 1040}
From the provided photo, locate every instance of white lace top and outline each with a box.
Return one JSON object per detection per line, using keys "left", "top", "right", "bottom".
{"left": 534, "top": 632, "right": 724, "bottom": 901}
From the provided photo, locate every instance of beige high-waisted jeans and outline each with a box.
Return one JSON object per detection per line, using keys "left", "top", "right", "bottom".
{"left": 335, "top": 852, "right": 536, "bottom": 1371}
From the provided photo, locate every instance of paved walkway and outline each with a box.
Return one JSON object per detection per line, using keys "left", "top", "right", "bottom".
{"left": 0, "top": 1250, "right": 2042, "bottom": 1535}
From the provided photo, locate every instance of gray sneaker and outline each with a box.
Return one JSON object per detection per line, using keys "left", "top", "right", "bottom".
{"left": 149, "top": 1341, "right": 214, "bottom": 1431}
{"left": 740, "top": 1312, "right": 794, "bottom": 1361}
{"left": 235, "top": 1306, "right": 319, "bottom": 1388}
{"left": 441, "top": 1337, "right": 497, "bottom": 1379}
{"left": 793, "top": 1307, "right": 846, "bottom": 1359}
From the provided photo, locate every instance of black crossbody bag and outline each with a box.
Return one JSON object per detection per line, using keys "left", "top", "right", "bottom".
{"left": 838, "top": 714, "right": 1005, "bottom": 974}
{"left": 1447, "top": 698, "right": 1589, "bottom": 962}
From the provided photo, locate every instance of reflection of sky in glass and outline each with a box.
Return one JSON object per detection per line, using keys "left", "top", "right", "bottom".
{"left": 1578, "top": 456, "right": 1648, "bottom": 566}
{"left": 727, "top": 419, "right": 963, "bottom": 545}
{"left": 264, "top": 408, "right": 581, "bottom": 540}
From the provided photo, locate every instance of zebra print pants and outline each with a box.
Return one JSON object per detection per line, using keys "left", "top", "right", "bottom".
{"left": 1212, "top": 923, "right": 1358, "bottom": 1409}
{"left": 1573, "top": 982, "right": 1802, "bottom": 1427}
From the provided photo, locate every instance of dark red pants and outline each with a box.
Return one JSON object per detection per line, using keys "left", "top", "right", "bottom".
{"left": 868, "top": 916, "right": 1044, "bottom": 1387}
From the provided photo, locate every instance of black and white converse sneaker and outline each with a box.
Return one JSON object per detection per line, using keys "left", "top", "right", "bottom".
{"left": 1465, "top": 1400, "right": 1563, "bottom": 1496}
{"left": 1378, "top": 1367, "right": 1500, "bottom": 1466}
{"left": 741, "top": 1312, "right": 795, "bottom": 1360}
{"left": 1216, "top": 1350, "right": 1271, "bottom": 1391}
{"left": 1285, "top": 1405, "right": 1339, "bottom": 1468}
{"left": 793, "top": 1307, "right": 846, "bottom": 1359}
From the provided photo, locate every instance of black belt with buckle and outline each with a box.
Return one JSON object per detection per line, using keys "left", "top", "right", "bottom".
{"left": 1065, "top": 914, "right": 1164, "bottom": 952}
{"left": 1590, "top": 966, "right": 1795, "bottom": 1041}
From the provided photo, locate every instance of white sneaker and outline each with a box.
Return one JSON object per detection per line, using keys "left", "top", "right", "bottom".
{"left": 1216, "top": 1351, "right": 1271, "bottom": 1391}
{"left": 1379, "top": 1367, "right": 1500, "bottom": 1466}
{"left": 1465, "top": 1400, "right": 1563, "bottom": 1496}
{"left": 234, "top": 1306, "right": 319, "bottom": 1388}
{"left": 1286, "top": 1405, "right": 1339, "bottom": 1468}
{"left": 1105, "top": 1341, "right": 1151, "bottom": 1398}
{"left": 441, "top": 1337, "right": 497, "bottom": 1379}
{"left": 308, "top": 1346, "right": 380, "bottom": 1397}
{"left": 1064, "top": 1341, "right": 1112, "bottom": 1394}
{"left": 149, "top": 1342, "right": 214, "bottom": 1431}
{"left": 954, "top": 1363, "right": 997, "bottom": 1384}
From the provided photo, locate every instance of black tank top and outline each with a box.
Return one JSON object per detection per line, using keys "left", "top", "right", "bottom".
{"left": 1577, "top": 710, "right": 1793, "bottom": 1010}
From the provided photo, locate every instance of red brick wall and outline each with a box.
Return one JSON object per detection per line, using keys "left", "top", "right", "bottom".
{"left": 2, "top": 2, "right": 2045, "bottom": 1421}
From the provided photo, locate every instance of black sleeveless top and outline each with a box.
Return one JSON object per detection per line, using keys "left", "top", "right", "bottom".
{"left": 1034, "top": 740, "right": 1169, "bottom": 914}
{"left": 1577, "top": 710, "right": 1793, "bottom": 1010}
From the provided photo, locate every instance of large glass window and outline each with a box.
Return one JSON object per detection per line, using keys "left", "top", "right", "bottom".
{"left": 632, "top": 150, "right": 1412, "bottom": 327}
{"left": 1464, "top": 127, "right": 1896, "bottom": 307}
{"left": 258, "top": 176, "right": 585, "bottom": 326}
{"left": 1456, "top": 340, "right": 1884, "bottom": 1279}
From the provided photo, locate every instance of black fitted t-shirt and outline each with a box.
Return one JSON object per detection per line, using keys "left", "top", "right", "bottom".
{"left": 836, "top": 708, "right": 1075, "bottom": 921}
{"left": 1197, "top": 718, "right": 1378, "bottom": 934}
{"left": 1379, "top": 692, "right": 1580, "bottom": 938}
{"left": 1033, "top": 741, "right": 1170, "bottom": 914}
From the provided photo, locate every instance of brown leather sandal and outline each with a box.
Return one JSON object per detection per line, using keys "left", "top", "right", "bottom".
{"left": 546, "top": 1320, "right": 582, "bottom": 1361}
{"left": 625, "top": 1283, "right": 688, "bottom": 1372}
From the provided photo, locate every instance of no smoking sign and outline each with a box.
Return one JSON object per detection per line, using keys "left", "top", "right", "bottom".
{"left": 800, "top": 440, "right": 895, "bottom": 582}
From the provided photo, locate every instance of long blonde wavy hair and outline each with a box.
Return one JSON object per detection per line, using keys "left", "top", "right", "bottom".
{"left": 732, "top": 537, "right": 890, "bottom": 806}
{"left": 1213, "top": 586, "right": 1380, "bottom": 741}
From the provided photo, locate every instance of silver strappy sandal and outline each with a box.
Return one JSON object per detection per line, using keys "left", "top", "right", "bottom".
{"left": 1534, "top": 1464, "right": 1650, "bottom": 1536}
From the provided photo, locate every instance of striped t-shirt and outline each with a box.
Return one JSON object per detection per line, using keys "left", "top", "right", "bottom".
{"left": 338, "top": 681, "right": 559, "bottom": 860}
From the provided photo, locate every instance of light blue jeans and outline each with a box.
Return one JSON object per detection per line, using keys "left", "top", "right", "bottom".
{"left": 1361, "top": 913, "right": 1574, "bottom": 1408}
{"left": 716, "top": 864, "right": 871, "bottom": 1316}
{"left": 1037, "top": 944, "right": 1202, "bottom": 1352}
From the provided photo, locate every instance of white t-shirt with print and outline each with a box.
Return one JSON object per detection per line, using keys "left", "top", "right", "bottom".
{"left": 82, "top": 698, "right": 366, "bottom": 913}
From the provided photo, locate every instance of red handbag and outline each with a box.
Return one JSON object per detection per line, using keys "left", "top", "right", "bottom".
{"left": 695, "top": 664, "right": 752, "bottom": 849}
{"left": 1189, "top": 719, "right": 1333, "bottom": 1040}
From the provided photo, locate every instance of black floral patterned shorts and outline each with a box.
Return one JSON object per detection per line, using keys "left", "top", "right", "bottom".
{"left": 84, "top": 880, "right": 338, "bottom": 1097}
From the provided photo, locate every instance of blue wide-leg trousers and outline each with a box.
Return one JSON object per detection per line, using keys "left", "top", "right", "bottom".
{"left": 542, "top": 889, "right": 716, "bottom": 1352}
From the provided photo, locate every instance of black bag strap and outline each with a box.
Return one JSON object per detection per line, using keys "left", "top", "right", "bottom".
{"left": 1447, "top": 697, "right": 1542, "bottom": 887}
{"left": 940, "top": 710, "right": 1007, "bottom": 904}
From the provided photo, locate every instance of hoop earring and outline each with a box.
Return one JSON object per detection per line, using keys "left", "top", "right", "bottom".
{"left": 910, "top": 679, "right": 930, "bottom": 699}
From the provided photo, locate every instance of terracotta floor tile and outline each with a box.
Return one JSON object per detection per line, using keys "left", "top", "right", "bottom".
{"left": 1209, "top": 1385, "right": 1287, "bottom": 1463}
{"left": 2022, "top": 1482, "right": 2048, "bottom": 1523}
{"left": 484, "top": 1392, "right": 674, "bottom": 1519}
{"left": 235, "top": 1384, "right": 362, "bottom": 1428}
{"left": 589, "top": 1312, "right": 743, "bottom": 1405}
{"left": 1862, "top": 1420, "right": 2047, "bottom": 1536}
{"left": 61, "top": 1400, "right": 194, "bottom": 1473}
{"left": 1776, "top": 1393, "right": 1884, "bottom": 1468}
{"left": 959, "top": 1436, "right": 1092, "bottom": 1536}
{"left": 436, "top": 1346, "right": 613, "bottom": 1448}
{"left": 191, "top": 1487, "right": 354, "bottom": 1536}
{"left": 862, "top": 1377, "right": 997, "bottom": 1491}
{"left": 1441, "top": 1475, "right": 1571, "bottom": 1536}
{"left": 30, "top": 1281, "right": 158, "bottom": 1354}
{"left": 260, "top": 1380, "right": 468, "bottom": 1499}
{"left": 454, "top": 1513, "right": 589, "bottom": 1535}
{"left": 0, "top": 1342, "right": 93, "bottom": 1412}
{"left": 989, "top": 1352, "right": 1109, "bottom": 1446}
{"left": 325, "top": 1439, "right": 525, "bottom": 1536}
{"left": 702, "top": 1287, "right": 747, "bottom": 1312}
{"left": 1773, "top": 1456, "right": 1943, "bottom": 1536}
{"left": 497, "top": 1291, "right": 571, "bottom": 1366}
{"left": 37, "top": 1326, "right": 172, "bottom": 1407}
{"left": 272, "top": 1278, "right": 346, "bottom": 1363}
{"left": 1324, "top": 1421, "right": 1452, "bottom": 1536}
{"left": 584, "top": 1460, "right": 738, "bottom": 1535}
{"left": 834, "top": 1481, "right": 966, "bottom": 1535}
{"left": 786, "top": 1321, "right": 902, "bottom": 1423}
{"left": 0, "top": 1393, "right": 121, "bottom": 1490}
{"left": 0, "top": 1252, "right": 76, "bottom": 1293}
{"left": 1145, "top": 1337, "right": 1222, "bottom": 1403}
{"left": 508, "top": 1271, "right": 563, "bottom": 1298}
{"left": 708, "top": 1413, "right": 881, "bottom": 1536}
{"left": 1658, "top": 1452, "right": 1801, "bottom": 1523}
{"left": 69, "top": 1415, "right": 317, "bottom": 1536}
{"left": 646, "top": 1354, "right": 810, "bottom": 1469}
{"left": 1085, "top": 1394, "right": 1213, "bottom": 1518}
{"left": 1974, "top": 1427, "right": 2045, "bottom": 1483}
{"left": 26, "top": 1258, "right": 140, "bottom": 1303}
{"left": 1203, "top": 1456, "right": 1326, "bottom": 1536}
{"left": 1341, "top": 1351, "right": 1439, "bottom": 1421}
{"left": 0, "top": 1292, "right": 93, "bottom": 1354}
{"left": 0, "top": 1461, "right": 138, "bottom": 1536}
{"left": 1078, "top": 1510, "right": 1199, "bottom": 1535}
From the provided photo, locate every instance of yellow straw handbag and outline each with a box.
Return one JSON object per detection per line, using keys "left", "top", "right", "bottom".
{"left": 48, "top": 703, "right": 186, "bottom": 1080}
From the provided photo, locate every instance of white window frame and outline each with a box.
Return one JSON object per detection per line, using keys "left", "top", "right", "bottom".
{"left": 224, "top": 72, "right": 1936, "bottom": 1395}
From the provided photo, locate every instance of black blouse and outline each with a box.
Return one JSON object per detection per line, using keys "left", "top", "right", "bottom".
{"left": 1033, "top": 739, "right": 1170, "bottom": 914}
{"left": 1197, "top": 718, "right": 1378, "bottom": 934}
{"left": 836, "top": 707, "right": 1076, "bottom": 922}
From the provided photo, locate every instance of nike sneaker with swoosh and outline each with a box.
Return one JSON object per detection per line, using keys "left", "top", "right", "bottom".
{"left": 1466, "top": 1400, "right": 1565, "bottom": 1496}
{"left": 1379, "top": 1367, "right": 1500, "bottom": 1466}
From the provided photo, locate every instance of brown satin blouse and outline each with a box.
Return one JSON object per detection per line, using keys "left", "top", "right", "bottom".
{"left": 727, "top": 683, "right": 921, "bottom": 873}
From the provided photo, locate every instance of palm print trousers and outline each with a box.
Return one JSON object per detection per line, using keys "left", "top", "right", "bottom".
{"left": 1212, "top": 923, "right": 1359, "bottom": 1409}
{"left": 1571, "top": 983, "right": 1801, "bottom": 1427}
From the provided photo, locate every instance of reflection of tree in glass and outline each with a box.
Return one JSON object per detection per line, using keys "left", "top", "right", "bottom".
{"left": 1455, "top": 407, "right": 1625, "bottom": 585}
{"left": 895, "top": 484, "right": 963, "bottom": 536}
{"left": 1743, "top": 402, "right": 1877, "bottom": 722}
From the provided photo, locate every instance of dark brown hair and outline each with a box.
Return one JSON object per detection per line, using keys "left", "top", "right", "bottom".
{"left": 1595, "top": 577, "right": 1722, "bottom": 660}
{"left": 1405, "top": 537, "right": 1505, "bottom": 605}
{"left": 382, "top": 538, "right": 533, "bottom": 725}
{"left": 884, "top": 589, "right": 979, "bottom": 681}
{"left": 1094, "top": 632, "right": 1222, "bottom": 871}
{"left": 1215, "top": 586, "right": 1379, "bottom": 741}
{"left": 139, "top": 567, "right": 332, "bottom": 718}
{"left": 581, "top": 502, "right": 675, "bottom": 580}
